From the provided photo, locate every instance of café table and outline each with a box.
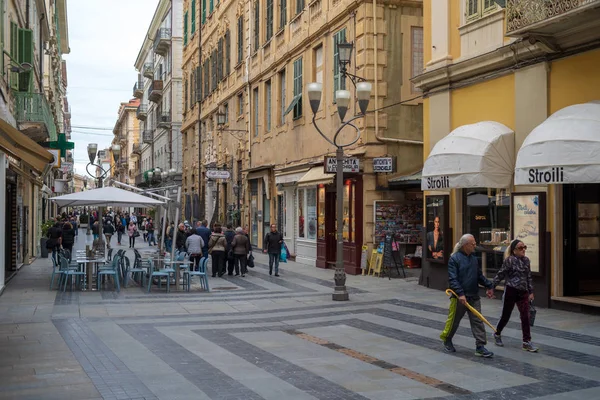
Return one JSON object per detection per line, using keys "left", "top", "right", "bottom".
{"left": 162, "top": 260, "right": 190, "bottom": 290}
{"left": 76, "top": 257, "right": 106, "bottom": 291}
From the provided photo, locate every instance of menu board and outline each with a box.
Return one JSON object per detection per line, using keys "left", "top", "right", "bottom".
{"left": 512, "top": 194, "right": 542, "bottom": 273}
{"left": 374, "top": 201, "right": 423, "bottom": 245}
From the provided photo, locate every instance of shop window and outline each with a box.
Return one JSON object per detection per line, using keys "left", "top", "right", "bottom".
{"left": 343, "top": 182, "right": 350, "bottom": 241}
{"left": 250, "top": 180, "right": 259, "bottom": 246}
{"left": 298, "top": 188, "right": 305, "bottom": 238}
{"left": 306, "top": 188, "right": 317, "bottom": 239}
{"left": 351, "top": 183, "right": 355, "bottom": 243}
{"left": 463, "top": 188, "right": 511, "bottom": 279}
{"left": 318, "top": 186, "right": 325, "bottom": 239}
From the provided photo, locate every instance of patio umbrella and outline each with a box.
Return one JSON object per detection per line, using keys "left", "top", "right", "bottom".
{"left": 51, "top": 186, "right": 165, "bottom": 208}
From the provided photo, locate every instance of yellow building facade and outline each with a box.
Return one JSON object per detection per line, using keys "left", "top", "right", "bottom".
{"left": 182, "top": 0, "right": 425, "bottom": 272}
{"left": 415, "top": 0, "right": 600, "bottom": 310}
{"left": 111, "top": 99, "right": 141, "bottom": 185}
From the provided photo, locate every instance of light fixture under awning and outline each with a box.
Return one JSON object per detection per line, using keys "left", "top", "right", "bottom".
{"left": 297, "top": 166, "right": 334, "bottom": 187}
{"left": 422, "top": 122, "right": 515, "bottom": 190}
{"left": 515, "top": 101, "right": 600, "bottom": 185}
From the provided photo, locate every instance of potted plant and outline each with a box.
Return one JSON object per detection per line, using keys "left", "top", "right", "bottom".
{"left": 40, "top": 220, "right": 54, "bottom": 258}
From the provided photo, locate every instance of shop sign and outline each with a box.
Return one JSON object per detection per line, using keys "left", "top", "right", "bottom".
{"left": 324, "top": 157, "right": 360, "bottom": 173}
{"left": 60, "top": 161, "right": 73, "bottom": 173}
{"left": 206, "top": 169, "right": 230, "bottom": 179}
{"left": 422, "top": 175, "right": 450, "bottom": 190}
{"left": 373, "top": 157, "right": 395, "bottom": 173}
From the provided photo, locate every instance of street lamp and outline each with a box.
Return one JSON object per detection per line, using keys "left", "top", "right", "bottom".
{"left": 307, "top": 42, "right": 372, "bottom": 301}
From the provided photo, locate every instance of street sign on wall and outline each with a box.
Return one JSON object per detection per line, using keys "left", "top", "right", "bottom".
{"left": 206, "top": 169, "right": 231, "bottom": 179}
{"left": 324, "top": 157, "right": 360, "bottom": 173}
{"left": 373, "top": 157, "right": 395, "bottom": 173}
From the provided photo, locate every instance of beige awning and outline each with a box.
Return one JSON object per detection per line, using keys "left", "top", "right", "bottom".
{"left": 275, "top": 169, "right": 309, "bottom": 185}
{"left": 0, "top": 118, "right": 54, "bottom": 173}
{"left": 247, "top": 170, "right": 271, "bottom": 199}
{"left": 297, "top": 166, "right": 333, "bottom": 187}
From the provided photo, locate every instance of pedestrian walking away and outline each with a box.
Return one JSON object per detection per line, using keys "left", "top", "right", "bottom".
{"left": 185, "top": 230, "right": 205, "bottom": 271}
{"left": 146, "top": 218, "right": 157, "bottom": 246}
{"left": 208, "top": 223, "right": 227, "bottom": 277}
{"left": 224, "top": 224, "right": 236, "bottom": 275}
{"left": 116, "top": 220, "right": 125, "bottom": 245}
{"left": 489, "top": 239, "right": 539, "bottom": 352}
{"left": 231, "top": 227, "right": 251, "bottom": 277}
{"left": 196, "top": 220, "right": 212, "bottom": 258}
{"left": 61, "top": 222, "right": 76, "bottom": 262}
{"left": 263, "top": 224, "right": 283, "bottom": 276}
{"left": 104, "top": 220, "right": 115, "bottom": 248}
{"left": 440, "top": 234, "right": 495, "bottom": 358}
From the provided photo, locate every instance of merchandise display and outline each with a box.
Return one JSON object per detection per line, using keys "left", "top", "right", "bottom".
{"left": 374, "top": 201, "right": 423, "bottom": 245}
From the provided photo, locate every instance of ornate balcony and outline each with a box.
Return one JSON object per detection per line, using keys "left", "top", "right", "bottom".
{"left": 148, "top": 80, "right": 163, "bottom": 103}
{"left": 506, "top": 0, "right": 600, "bottom": 44}
{"left": 133, "top": 75, "right": 144, "bottom": 98}
{"left": 136, "top": 104, "right": 148, "bottom": 121}
{"left": 142, "top": 130, "right": 153, "bottom": 144}
{"left": 142, "top": 63, "right": 154, "bottom": 79}
{"left": 13, "top": 92, "right": 58, "bottom": 142}
{"left": 132, "top": 143, "right": 142, "bottom": 155}
{"left": 153, "top": 28, "right": 172, "bottom": 56}
{"left": 157, "top": 112, "right": 171, "bottom": 128}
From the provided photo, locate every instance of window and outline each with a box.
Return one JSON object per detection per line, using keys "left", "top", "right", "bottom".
{"left": 224, "top": 102, "right": 229, "bottom": 123}
{"left": 466, "top": 0, "right": 498, "bottom": 21}
{"left": 184, "top": 77, "right": 188, "bottom": 111}
{"left": 211, "top": 49, "right": 217, "bottom": 91}
{"left": 191, "top": 0, "right": 196, "bottom": 34}
{"left": 411, "top": 27, "right": 423, "bottom": 92}
{"left": 297, "top": 189, "right": 317, "bottom": 239}
{"left": 298, "top": 188, "right": 305, "bottom": 238}
{"left": 266, "top": 0, "right": 274, "bottom": 41}
{"left": 210, "top": 0, "right": 214, "bottom": 14}
{"left": 254, "top": 1, "right": 260, "bottom": 51}
{"left": 202, "top": 0, "right": 206, "bottom": 24}
{"left": 313, "top": 44, "right": 323, "bottom": 83}
{"left": 237, "top": 17, "right": 244, "bottom": 63}
{"left": 265, "top": 80, "right": 271, "bottom": 132}
{"left": 184, "top": 12, "right": 188, "bottom": 45}
{"left": 333, "top": 28, "right": 346, "bottom": 100}
{"left": 296, "top": 0, "right": 304, "bottom": 15}
{"left": 225, "top": 30, "right": 231, "bottom": 76}
{"left": 279, "top": 69, "right": 286, "bottom": 125}
{"left": 190, "top": 70, "right": 195, "bottom": 108}
{"left": 279, "top": 0, "right": 286, "bottom": 29}
{"left": 195, "top": 65, "right": 202, "bottom": 102}
{"left": 217, "top": 37, "right": 223, "bottom": 82}
{"left": 238, "top": 93, "right": 244, "bottom": 116}
{"left": 253, "top": 87, "right": 259, "bottom": 136}
{"left": 203, "top": 61, "right": 209, "bottom": 98}
{"left": 293, "top": 57, "right": 302, "bottom": 119}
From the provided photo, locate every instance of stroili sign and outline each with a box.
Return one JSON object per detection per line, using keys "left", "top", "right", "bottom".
{"left": 527, "top": 167, "right": 564, "bottom": 184}
{"left": 424, "top": 175, "right": 450, "bottom": 190}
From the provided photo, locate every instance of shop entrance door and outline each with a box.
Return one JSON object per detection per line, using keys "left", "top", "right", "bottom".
{"left": 563, "top": 184, "right": 600, "bottom": 297}
{"left": 325, "top": 191, "right": 337, "bottom": 268}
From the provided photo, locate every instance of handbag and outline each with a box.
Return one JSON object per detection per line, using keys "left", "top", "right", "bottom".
{"left": 529, "top": 300, "right": 537, "bottom": 327}
{"left": 280, "top": 243, "right": 288, "bottom": 263}
{"left": 247, "top": 253, "right": 255, "bottom": 268}
{"left": 133, "top": 230, "right": 140, "bottom": 238}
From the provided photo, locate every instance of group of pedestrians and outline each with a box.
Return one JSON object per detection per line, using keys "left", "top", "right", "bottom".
{"left": 46, "top": 214, "right": 79, "bottom": 263}
{"left": 441, "top": 234, "right": 538, "bottom": 358}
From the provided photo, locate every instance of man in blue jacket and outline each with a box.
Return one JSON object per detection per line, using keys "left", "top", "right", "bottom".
{"left": 440, "top": 234, "right": 494, "bottom": 358}
{"left": 196, "top": 220, "right": 212, "bottom": 258}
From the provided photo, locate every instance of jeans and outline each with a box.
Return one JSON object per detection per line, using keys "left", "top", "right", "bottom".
{"left": 63, "top": 244, "right": 73, "bottom": 262}
{"left": 226, "top": 253, "right": 236, "bottom": 275}
{"left": 496, "top": 286, "right": 531, "bottom": 342}
{"left": 147, "top": 232, "right": 156, "bottom": 246}
{"left": 105, "top": 234, "right": 112, "bottom": 247}
{"left": 93, "top": 234, "right": 99, "bottom": 240}
{"left": 129, "top": 235, "right": 136, "bottom": 248}
{"left": 211, "top": 251, "right": 225, "bottom": 277}
{"left": 234, "top": 254, "right": 248, "bottom": 275}
{"left": 117, "top": 231, "right": 123, "bottom": 244}
{"left": 190, "top": 253, "right": 202, "bottom": 272}
{"left": 165, "top": 239, "right": 172, "bottom": 252}
{"left": 268, "top": 252, "right": 280, "bottom": 274}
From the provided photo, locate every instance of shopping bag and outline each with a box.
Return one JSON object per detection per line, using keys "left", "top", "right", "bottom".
{"left": 529, "top": 300, "right": 537, "bottom": 327}
{"left": 247, "top": 253, "right": 255, "bottom": 268}
{"left": 280, "top": 245, "right": 288, "bottom": 263}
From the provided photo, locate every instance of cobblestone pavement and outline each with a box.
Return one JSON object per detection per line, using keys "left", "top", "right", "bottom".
{"left": 1, "top": 231, "right": 600, "bottom": 399}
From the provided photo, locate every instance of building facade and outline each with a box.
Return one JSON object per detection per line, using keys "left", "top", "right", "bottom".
{"left": 181, "top": 0, "right": 424, "bottom": 272}
{"left": 415, "top": 0, "right": 600, "bottom": 310}
{"left": 111, "top": 98, "right": 141, "bottom": 185}
{"left": 134, "top": 0, "right": 184, "bottom": 190}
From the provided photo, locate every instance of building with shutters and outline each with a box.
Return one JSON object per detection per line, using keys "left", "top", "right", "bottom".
{"left": 181, "top": 0, "right": 425, "bottom": 272}
{"left": 133, "top": 0, "right": 184, "bottom": 191}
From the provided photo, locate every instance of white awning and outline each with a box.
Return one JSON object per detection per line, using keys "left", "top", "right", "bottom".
{"left": 51, "top": 186, "right": 165, "bottom": 208}
{"left": 515, "top": 101, "right": 600, "bottom": 185}
{"left": 275, "top": 169, "right": 309, "bottom": 185}
{"left": 422, "top": 122, "right": 515, "bottom": 190}
{"left": 297, "top": 166, "right": 333, "bottom": 187}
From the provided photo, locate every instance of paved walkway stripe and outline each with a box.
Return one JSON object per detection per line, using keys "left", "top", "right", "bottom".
{"left": 284, "top": 329, "right": 472, "bottom": 396}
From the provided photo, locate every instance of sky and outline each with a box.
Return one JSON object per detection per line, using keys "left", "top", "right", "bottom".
{"left": 65, "top": 0, "right": 159, "bottom": 175}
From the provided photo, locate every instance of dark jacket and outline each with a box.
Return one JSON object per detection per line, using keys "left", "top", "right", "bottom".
{"left": 264, "top": 231, "right": 283, "bottom": 254}
{"left": 196, "top": 225, "right": 212, "bottom": 250}
{"left": 491, "top": 255, "right": 533, "bottom": 293}
{"left": 448, "top": 250, "right": 492, "bottom": 298}
{"left": 104, "top": 223, "right": 115, "bottom": 235}
{"left": 224, "top": 229, "right": 235, "bottom": 252}
{"left": 175, "top": 229, "right": 187, "bottom": 249}
{"left": 117, "top": 223, "right": 125, "bottom": 233}
{"left": 62, "top": 228, "right": 76, "bottom": 246}
{"left": 231, "top": 233, "right": 251, "bottom": 255}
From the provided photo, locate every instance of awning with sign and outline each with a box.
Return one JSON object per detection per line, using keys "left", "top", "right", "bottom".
{"left": 297, "top": 166, "right": 334, "bottom": 187}
{"left": 515, "top": 102, "right": 600, "bottom": 185}
{"left": 0, "top": 118, "right": 55, "bottom": 173}
{"left": 421, "top": 121, "right": 515, "bottom": 190}
{"left": 275, "top": 169, "right": 309, "bottom": 185}
{"left": 389, "top": 170, "right": 422, "bottom": 187}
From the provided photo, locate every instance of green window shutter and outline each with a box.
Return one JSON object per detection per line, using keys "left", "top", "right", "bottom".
{"left": 191, "top": 0, "right": 196, "bottom": 33}
{"left": 9, "top": 21, "right": 18, "bottom": 90}
{"left": 202, "top": 0, "right": 206, "bottom": 24}
{"left": 195, "top": 65, "right": 202, "bottom": 102}
{"left": 184, "top": 12, "right": 188, "bottom": 45}
{"left": 0, "top": 0, "right": 4, "bottom": 77}
{"left": 266, "top": 0, "right": 273, "bottom": 41}
{"left": 254, "top": 1, "right": 259, "bottom": 51}
{"left": 225, "top": 30, "right": 230, "bottom": 76}
{"left": 210, "top": 0, "right": 214, "bottom": 14}
{"left": 17, "top": 28, "right": 33, "bottom": 92}
{"left": 333, "top": 28, "right": 346, "bottom": 100}
{"left": 237, "top": 17, "right": 243, "bottom": 63}
{"left": 217, "top": 38, "right": 223, "bottom": 82}
{"left": 279, "top": 0, "right": 287, "bottom": 29}
{"left": 293, "top": 58, "right": 302, "bottom": 119}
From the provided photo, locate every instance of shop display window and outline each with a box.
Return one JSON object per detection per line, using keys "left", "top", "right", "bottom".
{"left": 297, "top": 188, "right": 318, "bottom": 240}
{"left": 343, "top": 182, "right": 350, "bottom": 241}
{"left": 351, "top": 184, "right": 356, "bottom": 243}
{"left": 317, "top": 186, "right": 325, "bottom": 239}
{"left": 298, "top": 188, "right": 305, "bottom": 238}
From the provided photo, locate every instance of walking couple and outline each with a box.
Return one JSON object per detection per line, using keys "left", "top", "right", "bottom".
{"left": 441, "top": 234, "right": 538, "bottom": 358}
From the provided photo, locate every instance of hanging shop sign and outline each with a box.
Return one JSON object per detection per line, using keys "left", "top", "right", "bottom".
{"left": 373, "top": 157, "right": 395, "bottom": 173}
{"left": 60, "top": 161, "right": 74, "bottom": 173}
{"left": 206, "top": 169, "right": 231, "bottom": 179}
{"left": 324, "top": 157, "right": 360, "bottom": 174}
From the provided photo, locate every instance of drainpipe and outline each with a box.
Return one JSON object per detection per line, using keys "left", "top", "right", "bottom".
{"left": 371, "top": 0, "right": 422, "bottom": 146}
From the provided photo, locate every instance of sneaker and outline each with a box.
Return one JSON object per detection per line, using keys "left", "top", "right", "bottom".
{"left": 443, "top": 341, "right": 456, "bottom": 353}
{"left": 493, "top": 333, "right": 504, "bottom": 347}
{"left": 522, "top": 341, "right": 539, "bottom": 352}
{"left": 269, "top": 270, "right": 272, "bottom": 275}
{"left": 275, "top": 274, "right": 280, "bottom": 277}
{"left": 475, "top": 346, "right": 494, "bottom": 358}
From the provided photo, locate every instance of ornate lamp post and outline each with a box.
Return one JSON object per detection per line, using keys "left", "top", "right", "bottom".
{"left": 307, "top": 41, "right": 372, "bottom": 301}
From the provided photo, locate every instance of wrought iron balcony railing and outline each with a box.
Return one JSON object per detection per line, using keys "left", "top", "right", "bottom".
{"left": 148, "top": 80, "right": 164, "bottom": 103}
{"left": 142, "top": 63, "right": 154, "bottom": 79}
{"left": 132, "top": 143, "right": 143, "bottom": 155}
{"left": 506, "top": 0, "right": 600, "bottom": 34}
{"left": 136, "top": 104, "right": 148, "bottom": 121}
{"left": 13, "top": 92, "right": 58, "bottom": 142}
{"left": 157, "top": 112, "right": 171, "bottom": 127}
{"left": 153, "top": 28, "right": 172, "bottom": 56}
{"left": 142, "top": 130, "right": 153, "bottom": 144}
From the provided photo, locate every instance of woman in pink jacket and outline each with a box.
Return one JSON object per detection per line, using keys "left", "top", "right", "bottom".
{"left": 128, "top": 221, "right": 138, "bottom": 248}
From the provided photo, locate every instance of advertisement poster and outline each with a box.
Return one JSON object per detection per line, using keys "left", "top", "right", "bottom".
{"left": 513, "top": 194, "right": 540, "bottom": 273}
{"left": 425, "top": 195, "right": 449, "bottom": 263}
